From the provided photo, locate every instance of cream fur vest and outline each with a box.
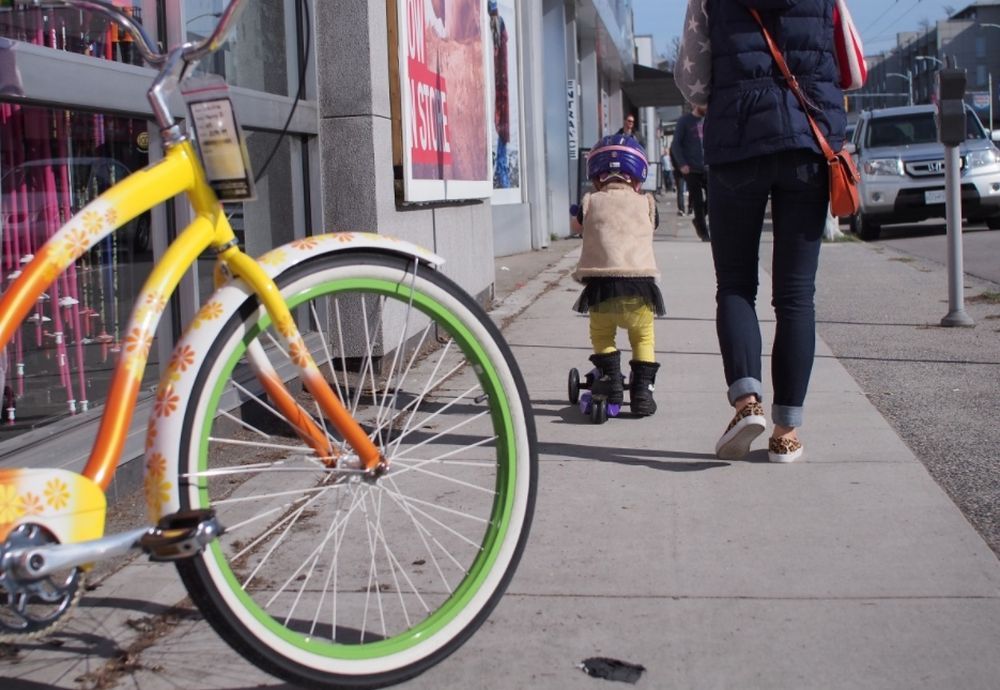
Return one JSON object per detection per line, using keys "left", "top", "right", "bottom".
{"left": 573, "top": 185, "right": 658, "bottom": 282}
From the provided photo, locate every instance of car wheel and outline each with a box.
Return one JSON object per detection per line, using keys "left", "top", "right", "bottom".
{"left": 857, "top": 214, "right": 881, "bottom": 241}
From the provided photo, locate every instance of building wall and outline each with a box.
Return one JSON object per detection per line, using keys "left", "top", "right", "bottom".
{"left": 854, "top": 2, "right": 1000, "bottom": 129}
{"left": 315, "top": 0, "right": 494, "bottom": 302}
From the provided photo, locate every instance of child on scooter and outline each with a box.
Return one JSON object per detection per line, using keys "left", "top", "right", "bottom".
{"left": 570, "top": 134, "right": 664, "bottom": 416}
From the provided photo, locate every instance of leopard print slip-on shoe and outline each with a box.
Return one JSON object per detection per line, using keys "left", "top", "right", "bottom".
{"left": 767, "top": 436, "right": 803, "bottom": 463}
{"left": 714, "top": 401, "right": 766, "bottom": 460}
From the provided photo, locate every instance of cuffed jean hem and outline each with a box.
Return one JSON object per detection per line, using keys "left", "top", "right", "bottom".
{"left": 772, "top": 404, "right": 802, "bottom": 428}
{"left": 727, "top": 377, "right": 762, "bottom": 406}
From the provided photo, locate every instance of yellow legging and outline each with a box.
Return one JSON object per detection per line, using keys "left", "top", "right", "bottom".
{"left": 589, "top": 297, "right": 655, "bottom": 362}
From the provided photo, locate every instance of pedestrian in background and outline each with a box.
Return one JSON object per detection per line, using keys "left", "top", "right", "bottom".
{"left": 660, "top": 147, "right": 675, "bottom": 193}
{"left": 670, "top": 105, "right": 709, "bottom": 241}
{"left": 570, "top": 134, "right": 664, "bottom": 417}
{"left": 674, "top": 0, "right": 865, "bottom": 463}
{"left": 670, "top": 147, "right": 687, "bottom": 215}
{"left": 617, "top": 113, "right": 644, "bottom": 148}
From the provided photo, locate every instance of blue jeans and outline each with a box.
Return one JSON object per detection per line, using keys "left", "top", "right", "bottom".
{"left": 707, "top": 149, "right": 828, "bottom": 428}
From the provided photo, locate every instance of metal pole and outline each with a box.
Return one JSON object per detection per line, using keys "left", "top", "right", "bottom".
{"left": 990, "top": 72, "right": 994, "bottom": 134}
{"left": 940, "top": 143, "right": 974, "bottom": 326}
{"left": 908, "top": 69, "right": 913, "bottom": 106}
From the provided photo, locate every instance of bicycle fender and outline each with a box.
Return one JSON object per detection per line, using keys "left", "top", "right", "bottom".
{"left": 143, "top": 232, "right": 444, "bottom": 521}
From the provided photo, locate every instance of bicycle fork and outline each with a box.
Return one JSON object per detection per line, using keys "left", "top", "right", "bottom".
{"left": 216, "top": 246, "right": 386, "bottom": 475}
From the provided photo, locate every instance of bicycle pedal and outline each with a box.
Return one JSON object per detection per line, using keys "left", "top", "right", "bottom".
{"left": 139, "top": 509, "right": 224, "bottom": 562}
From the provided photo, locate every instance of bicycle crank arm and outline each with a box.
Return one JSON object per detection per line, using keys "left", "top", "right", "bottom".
{"left": 3, "top": 511, "right": 225, "bottom": 578}
{"left": 2, "top": 526, "right": 150, "bottom": 580}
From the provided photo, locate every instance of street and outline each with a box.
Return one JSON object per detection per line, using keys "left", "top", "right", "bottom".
{"left": 875, "top": 220, "right": 1000, "bottom": 285}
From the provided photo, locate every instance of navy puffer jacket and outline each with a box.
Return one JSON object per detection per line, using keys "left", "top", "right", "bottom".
{"left": 704, "top": 0, "right": 846, "bottom": 165}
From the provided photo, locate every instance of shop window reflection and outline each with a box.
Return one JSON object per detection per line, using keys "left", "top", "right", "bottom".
{"left": 0, "top": 1, "right": 145, "bottom": 65}
{"left": 0, "top": 104, "right": 154, "bottom": 439}
{"left": 184, "top": 0, "right": 289, "bottom": 96}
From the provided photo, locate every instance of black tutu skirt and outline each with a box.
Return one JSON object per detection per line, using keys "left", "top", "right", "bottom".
{"left": 572, "top": 277, "right": 666, "bottom": 316}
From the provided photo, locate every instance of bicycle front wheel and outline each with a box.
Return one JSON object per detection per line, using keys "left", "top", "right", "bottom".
{"left": 174, "top": 251, "right": 537, "bottom": 688}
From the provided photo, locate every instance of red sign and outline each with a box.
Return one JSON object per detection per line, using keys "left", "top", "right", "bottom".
{"left": 406, "top": 0, "right": 452, "bottom": 166}
{"left": 408, "top": 59, "right": 452, "bottom": 166}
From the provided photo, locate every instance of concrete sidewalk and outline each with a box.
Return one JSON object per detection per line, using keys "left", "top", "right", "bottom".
{"left": 4, "top": 194, "right": 1000, "bottom": 689}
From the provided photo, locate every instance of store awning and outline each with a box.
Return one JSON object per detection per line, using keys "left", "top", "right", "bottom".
{"left": 621, "top": 64, "right": 687, "bottom": 108}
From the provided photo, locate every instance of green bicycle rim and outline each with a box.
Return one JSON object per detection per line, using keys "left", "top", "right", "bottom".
{"left": 196, "top": 275, "right": 518, "bottom": 660}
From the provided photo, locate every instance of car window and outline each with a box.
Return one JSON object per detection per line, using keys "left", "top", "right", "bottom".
{"left": 865, "top": 111, "right": 988, "bottom": 148}
{"left": 867, "top": 114, "right": 936, "bottom": 147}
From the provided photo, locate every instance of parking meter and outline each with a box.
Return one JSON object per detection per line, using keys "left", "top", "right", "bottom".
{"left": 936, "top": 68, "right": 967, "bottom": 146}
{"left": 934, "top": 66, "right": 975, "bottom": 326}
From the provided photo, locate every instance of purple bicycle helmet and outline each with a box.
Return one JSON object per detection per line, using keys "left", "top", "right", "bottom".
{"left": 586, "top": 134, "right": 648, "bottom": 186}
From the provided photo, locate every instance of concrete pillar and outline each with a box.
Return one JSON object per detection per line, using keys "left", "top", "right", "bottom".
{"left": 520, "top": 0, "right": 552, "bottom": 250}
{"left": 579, "top": 34, "right": 599, "bottom": 147}
{"left": 541, "top": 0, "right": 572, "bottom": 238}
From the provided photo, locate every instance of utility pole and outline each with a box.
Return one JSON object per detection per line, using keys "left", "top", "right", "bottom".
{"left": 887, "top": 71, "right": 913, "bottom": 105}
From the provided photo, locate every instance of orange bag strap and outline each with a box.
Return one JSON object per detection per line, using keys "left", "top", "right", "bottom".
{"left": 749, "top": 9, "right": 838, "bottom": 162}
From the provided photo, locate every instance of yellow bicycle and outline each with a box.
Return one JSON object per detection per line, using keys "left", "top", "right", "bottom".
{"left": 0, "top": 2, "right": 537, "bottom": 687}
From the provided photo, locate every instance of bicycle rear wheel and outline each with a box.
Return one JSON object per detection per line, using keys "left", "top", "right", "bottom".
{"left": 174, "top": 250, "right": 537, "bottom": 688}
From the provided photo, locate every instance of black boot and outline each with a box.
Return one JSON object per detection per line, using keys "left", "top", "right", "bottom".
{"left": 629, "top": 360, "right": 660, "bottom": 416}
{"left": 589, "top": 351, "right": 624, "bottom": 405}
{"left": 694, "top": 217, "right": 710, "bottom": 242}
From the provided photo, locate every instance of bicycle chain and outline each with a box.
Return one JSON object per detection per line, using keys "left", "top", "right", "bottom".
{"left": 0, "top": 524, "right": 85, "bottom": 642}
{"left": 0, "top": 578, "right": 84, "bottom": 643}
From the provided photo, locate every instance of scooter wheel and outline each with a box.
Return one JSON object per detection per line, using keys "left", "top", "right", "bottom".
{"left": 568, "top": 368, "right": 580, "bottom": 404}
{"left": 590, "top": 398, "right": 608, "bottom": 424}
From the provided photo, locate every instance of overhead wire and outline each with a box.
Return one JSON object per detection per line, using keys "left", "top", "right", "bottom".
{"left": 859, "top": 0, "right": 926, "bottom": 49}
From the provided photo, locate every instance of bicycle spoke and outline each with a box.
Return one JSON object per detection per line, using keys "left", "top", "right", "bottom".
{"left": 392, "top": 393, "right": 490, "bottom": 460}
{"left": 205, "top": 437, "right": 313, "bottom": 455}
{"left": 390, "top": 342, "right": 459, "bottom": 458}
{"left": 383, "top": 474, "right": 455, "bottom": 595}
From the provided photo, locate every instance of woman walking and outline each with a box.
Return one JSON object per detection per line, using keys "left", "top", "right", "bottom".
{"left": 674, "top": 0, "right": 864, "bottom": 462}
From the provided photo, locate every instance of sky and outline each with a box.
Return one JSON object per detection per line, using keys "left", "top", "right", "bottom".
{"left": 633, "top": 0, "right": 970, "bottom": 61}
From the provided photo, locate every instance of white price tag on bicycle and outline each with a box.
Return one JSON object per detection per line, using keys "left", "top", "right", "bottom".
{"left": 181, "top": 75, "right": 256, "bottom": 201}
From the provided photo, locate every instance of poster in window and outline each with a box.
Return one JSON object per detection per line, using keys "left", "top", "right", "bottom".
{"left": 399, "top": 0, "right": 491, "bottom": 202}
{"left": 489, "top": 0, "right": 521, "bottom": 204}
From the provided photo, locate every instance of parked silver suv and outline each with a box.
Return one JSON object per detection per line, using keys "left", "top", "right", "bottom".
{"left": 846, "top": 104, "right": 1000, "bottom": 240}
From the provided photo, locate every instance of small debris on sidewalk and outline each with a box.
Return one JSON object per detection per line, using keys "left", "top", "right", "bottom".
{"left": 578, "top": 656, "right": 646, "bottom": 683}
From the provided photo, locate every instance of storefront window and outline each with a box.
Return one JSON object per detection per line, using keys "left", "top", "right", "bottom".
{"left": 0, "top": 1, "right": 146, "bottom": 65}
{"left": 0, "top": 1, "right": 313, "bottom": 452}
{"left": 0, "top": 104, "right": 154, "bottom": 440}
{"left": 184, "top": 0, "right": 289, "bottom": 96}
